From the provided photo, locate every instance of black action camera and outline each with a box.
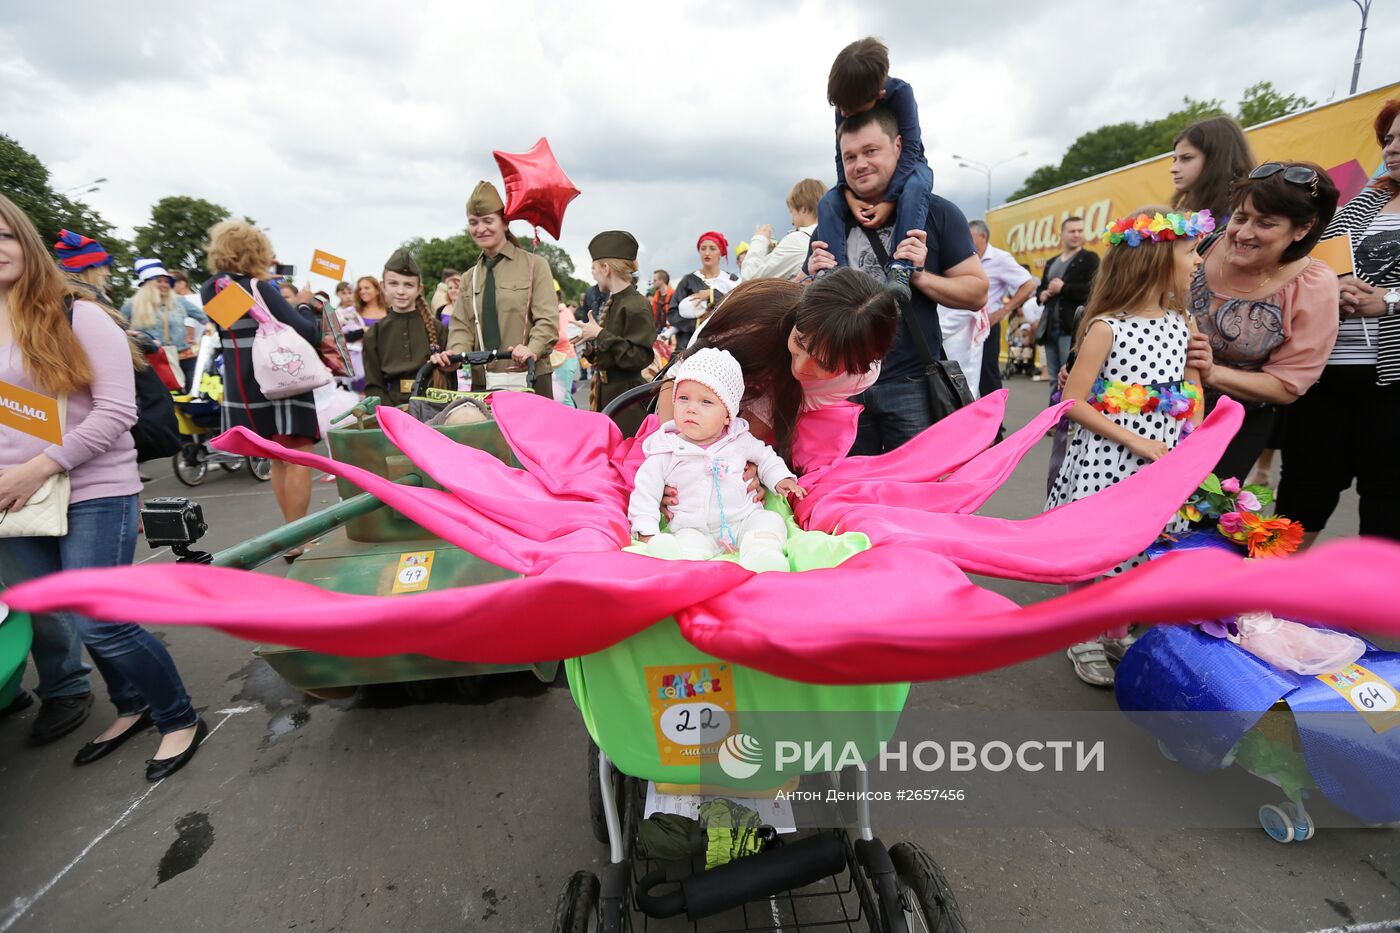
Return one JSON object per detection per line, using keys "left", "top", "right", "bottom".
{"left": 141, "top": 498, "right": 211, "bottom": 562}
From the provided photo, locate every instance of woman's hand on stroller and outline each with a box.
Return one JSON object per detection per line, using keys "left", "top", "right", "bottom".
{"left": 430, "top": 351, "right": 462, "bottom": 371}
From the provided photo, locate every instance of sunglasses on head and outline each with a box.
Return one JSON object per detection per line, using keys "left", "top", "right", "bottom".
{"left": 1248, "top": 162, "right": 1319, "bottom": 197}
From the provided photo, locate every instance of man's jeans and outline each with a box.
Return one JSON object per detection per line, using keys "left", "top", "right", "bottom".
{"left": 850, "top": 376, "right": 933, "bottom": 456}
{"left": 1042, "top": 334, "right": 1073, "bottom": 401}
{"left": 0, "top": 495, "right": 197, "bottom": 733}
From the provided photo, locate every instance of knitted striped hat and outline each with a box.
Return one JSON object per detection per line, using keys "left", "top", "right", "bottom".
{"left": 670, "top": 348, "right": 745, "bottom": 421}
{"left": 53, "top": 229, "right": 113, "bottom": 271}
{"left": 134, "top": 257, "right": 172, "bottom": 285}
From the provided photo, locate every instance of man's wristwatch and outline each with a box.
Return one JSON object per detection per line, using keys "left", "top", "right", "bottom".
{"left": 1385, "top": 287, "right": 1400, "bottom": 316}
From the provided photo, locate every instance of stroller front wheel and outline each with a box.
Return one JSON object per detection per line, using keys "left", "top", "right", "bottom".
{"left": 248, "top": 457, "right": 273, "bottom": 482}
{"left": 887, "top": 841, "right": 967, "bottom": 933}
{"left": 550, "top": 870, "right": 602, "bottom": 933}
{"left": 172, "top": 444, "right": 208, "bottom": 487}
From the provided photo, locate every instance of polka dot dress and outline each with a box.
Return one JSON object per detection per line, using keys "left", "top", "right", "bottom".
{"left": 1046, "top": 313, "right": 1192, "bottom": 576}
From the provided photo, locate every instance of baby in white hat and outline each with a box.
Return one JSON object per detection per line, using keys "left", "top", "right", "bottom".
{"left": 628, "top": 348, "right": 804, "bottom": 572}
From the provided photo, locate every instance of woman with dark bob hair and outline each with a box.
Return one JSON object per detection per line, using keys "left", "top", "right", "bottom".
{"left": 1185, "top": 160, "right": 1341, "bottom": 479}
{"left": 657, "top": 268, "right": 900, "bottom": 466}
{"left": 1278, "top": 99, "right": 1400, "bottom": 544}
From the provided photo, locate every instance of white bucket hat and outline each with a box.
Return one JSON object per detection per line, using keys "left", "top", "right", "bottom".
{"left": 670, "top": 348, "right": 745, "bottom": 421}
{"left": 134, "top": 257, "right": 172, "bottom": 285}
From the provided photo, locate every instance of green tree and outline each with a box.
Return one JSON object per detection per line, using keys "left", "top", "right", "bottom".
{"left": 1009, "top": 83, "right": 1315, "bottom": 202}
{"left": 517, "top": 240, "right": 587, "bottom": 303}
{"left": 403, "top": 231, "right": 481, "bottom": 301}
{"left": 1237, "top": 81, "right": 1315, "bottom": 128}
{"left": 0, "top": 133, "right": 135, "bottom": 299}
{"left": 132, "top": 196, "right": 233, "bottom": 285}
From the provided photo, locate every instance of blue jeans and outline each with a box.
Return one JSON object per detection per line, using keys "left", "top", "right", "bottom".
{"left": 850, "top": 376, "right": 933, "bottom": 456}
{"left": 1042, "top": 333, "right": 1072, "bottom": 402}
{"left": 0, "top": 495, "right": 197, "bottom": 733}
{"left": 814, "top": 162, "right": 935, "bottom": 269}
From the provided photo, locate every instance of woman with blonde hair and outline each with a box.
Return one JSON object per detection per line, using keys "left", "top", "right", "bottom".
{"left": 575, "top": 231, "right": 654, "bottom": 436}
{"left": 201, "top": 220, "right": 321, "bottom": 558}
{"left": 0, "top": 192, "right": 206, "bottom": 777}
{"left": 120, "top": 258, "right": 208, "bottom": 389}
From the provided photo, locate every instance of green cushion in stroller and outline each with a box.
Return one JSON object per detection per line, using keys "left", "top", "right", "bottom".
{"left": 567, "top": 500, "right": 911, "bottom": 785}
{"left": 0, "top": 606, "right": 33, "bottom": 708}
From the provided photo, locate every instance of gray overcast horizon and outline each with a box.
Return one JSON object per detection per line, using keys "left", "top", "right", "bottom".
{"left": 4, "top": 0, "right": 1397, "bottom": 287}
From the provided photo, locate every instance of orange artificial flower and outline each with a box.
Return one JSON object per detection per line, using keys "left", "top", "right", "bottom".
{"left": 1243, "top": 513, "right": 1304, "bottom": 559}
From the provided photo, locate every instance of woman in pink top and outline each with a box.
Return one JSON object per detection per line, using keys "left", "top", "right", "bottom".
{"left": 1186, "top": 161, "right": 1341, "bottom": 480}
{"left": 0, "top": 194, "right": 205, "bottom": 781}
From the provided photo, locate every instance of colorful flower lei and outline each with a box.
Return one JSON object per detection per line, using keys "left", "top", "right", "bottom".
{"left": 1090, "top": 378, "right": 1202, "bottom": 419}
{"left": 1177, "top": 473, "right": 1304, "bottom": 559}
{"left": 1103, "top": 209, "right": 1215, "bottom": 247}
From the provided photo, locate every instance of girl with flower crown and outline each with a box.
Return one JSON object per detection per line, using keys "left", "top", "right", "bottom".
{"left": 1048, "top": 207, "right": 1214, "bottom": 687}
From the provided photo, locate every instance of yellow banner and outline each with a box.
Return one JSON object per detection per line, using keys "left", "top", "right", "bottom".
{"left": 988, "top": 83, "right": 1400, "bottom": 273}
{"left": 310, "top": 249, "right": 347, "bottom": 281}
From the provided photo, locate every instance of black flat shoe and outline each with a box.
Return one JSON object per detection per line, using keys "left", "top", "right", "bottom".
{"left": 73, "top": 710, "right": 154, "bottom": 766}
{"left": 145, "top": 717, "right": 208, "bottom": 782}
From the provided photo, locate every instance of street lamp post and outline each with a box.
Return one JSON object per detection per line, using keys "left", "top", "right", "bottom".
{"left": 1350, "top": 0, "right": 1372, "bottom": 96}
{"left": 61, "top": 177, "right": 107, "bottom": 196}
{"left": 953, "top": 153, "right": 1028, "bottom": 214}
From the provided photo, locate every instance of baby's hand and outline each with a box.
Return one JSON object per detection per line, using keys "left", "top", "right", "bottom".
{"left": 636, "top": 534, "right": 652, "bottom": 544}
{"left": 775, "top": 478, "right": 805, "bottom": 500}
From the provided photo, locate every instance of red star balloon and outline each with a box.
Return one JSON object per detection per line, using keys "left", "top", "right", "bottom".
{"left": 492, "top": 137, "right": 581, "bottom": 241}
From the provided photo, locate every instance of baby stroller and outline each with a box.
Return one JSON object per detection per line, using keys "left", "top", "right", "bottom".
{"left": 170, "top": 333, "right": 272, "bottom": 487}
{"left": 550, "top": 385, "right": 966, "bottom": 932}
{"left": 1001, "top": 321, "right": 1037, "bottom": 380}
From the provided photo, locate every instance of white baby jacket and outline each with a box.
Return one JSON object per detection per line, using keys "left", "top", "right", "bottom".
{"left": 628, "top": 418, "right": 796, "bottom": 539}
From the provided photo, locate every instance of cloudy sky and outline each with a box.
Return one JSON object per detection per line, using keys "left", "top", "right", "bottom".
{"left": 4, "top": 1, "right": 1398, "bottom": 287}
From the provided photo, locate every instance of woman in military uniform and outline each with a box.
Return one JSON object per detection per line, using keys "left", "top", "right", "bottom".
{"left": 431, "top": 181, "right": 557, "bottom": 397}
{"left": 362, "top": 248, "right": 454, "bottom": 407}
{"left": 575, "top": 230, "right": 654, "bottom": 437}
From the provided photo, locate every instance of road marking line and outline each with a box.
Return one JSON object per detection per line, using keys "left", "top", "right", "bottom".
{"left": 1292, "top": 922, "right": 1400, "bottom": 933}
{"left": 0, "top": 706, "right": 253, "bottom": 932}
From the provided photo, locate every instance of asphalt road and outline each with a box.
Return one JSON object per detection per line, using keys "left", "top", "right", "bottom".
{"left": 1, "top": 378, "right": 1395, "bottom": 933}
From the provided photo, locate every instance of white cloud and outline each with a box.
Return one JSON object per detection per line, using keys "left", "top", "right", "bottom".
{"left": 3, "top": 0, "right": 1397, "bottom": 283}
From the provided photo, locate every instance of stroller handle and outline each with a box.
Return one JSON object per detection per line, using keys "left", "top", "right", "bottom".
{"left": 410, "top": 351, "right": 536, "bottom": 398}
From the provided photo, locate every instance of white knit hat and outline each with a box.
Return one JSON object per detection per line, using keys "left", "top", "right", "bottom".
{"left": 670, "top": 348, "right": 745, "bottom": 421}
{"left": 134, "top": 257, "right": 171, "bottom": 285}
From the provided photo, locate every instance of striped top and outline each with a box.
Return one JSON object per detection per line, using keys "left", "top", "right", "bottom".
{"left": 1322, "top": 185, "right": 1400, "bottom": 365}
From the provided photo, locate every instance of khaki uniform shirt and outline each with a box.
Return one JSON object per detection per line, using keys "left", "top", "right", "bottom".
{"left": 363, "top": 309, "right": 438, "bottom": 406}
{"left": 447, "top": 240, "right": 558, "bottom": 378}
{"left": 585, "top": 285, "right": 654, "bottom": 375}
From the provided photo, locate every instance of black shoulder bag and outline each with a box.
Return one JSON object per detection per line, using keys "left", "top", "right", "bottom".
{"left": 860, "top": 228, "right": 974, "bottom": 423}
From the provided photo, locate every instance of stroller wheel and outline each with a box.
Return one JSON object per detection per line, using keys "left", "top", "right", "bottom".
{"left": 219, "top": 459, "right": 244, "bottom": 473}
{"left": 888, "top": 841, "right": 967, "bottom": 933}
{"left": 550, "top": 871, "right": 600, "bottom": 933}
{"left": 172, "top": 445, "right": 208, "bottom": 487}
{"left": 248, "top": 457, "right": 273, "bottom": 482}
{"left": 1259, "top": 804, "right": 1295, "bottom": 843}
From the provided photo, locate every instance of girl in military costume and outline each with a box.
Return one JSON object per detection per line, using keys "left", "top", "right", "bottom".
{"left": 576, "top": 230, "right": 654, "bottom": 437}
{"left": 362, "top": 248, "right": 455, "bottom": 407}
{"left": 432, "top": 181, "right": 558, "bottom": 398}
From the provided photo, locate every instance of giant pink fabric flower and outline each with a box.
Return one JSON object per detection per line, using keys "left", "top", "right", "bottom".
{"left": 9, "top": 391, "right": 1400, "bottom": 685}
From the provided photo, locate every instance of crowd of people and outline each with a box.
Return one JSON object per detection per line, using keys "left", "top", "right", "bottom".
{"left": 2, "top": 30, "right": 1397, "bottom": 785}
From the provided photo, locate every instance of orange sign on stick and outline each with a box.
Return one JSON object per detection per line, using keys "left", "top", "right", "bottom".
{"left": 203, "top": 281, "right": 257, "bottom": 328}
{"left": 310, "top": 249, "right": 347, "bottom": 281}
{"left": 0, "top": 380, "right": 63, "bottom": 445}
{"left": 1311, "top": 233, "right": 1355, "bottom": 278}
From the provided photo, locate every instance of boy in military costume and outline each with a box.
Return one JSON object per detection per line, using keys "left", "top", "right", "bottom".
{"left": 433, "top": 181, "right": 558, "bottom": 397}
{"left": 575, "top": 230, "right": 654, "bottom": 437}
{"left": 362, "top": 248, "right": 454, "bottom": 407}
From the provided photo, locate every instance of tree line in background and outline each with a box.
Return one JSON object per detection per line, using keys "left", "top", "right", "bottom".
{"left": 2, "top": 132, "right": 588, "bottom": 306}
{"left": 1008, "top": 82, "right": 1317, "bottom": 201}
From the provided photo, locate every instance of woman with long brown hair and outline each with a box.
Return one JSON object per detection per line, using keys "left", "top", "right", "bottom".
{"left": 0, "top": 192, "right": 205, "bottom": 777}
{"left": 354, "top": 275, "right": 388, "bottom": 325}
{"left": 1170, "top": 116, "right": 1256, "bottom": 221}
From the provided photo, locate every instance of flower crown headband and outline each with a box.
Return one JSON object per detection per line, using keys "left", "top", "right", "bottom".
{"left": 1103, "top": 209, "right": 1215, "bottom": 247}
